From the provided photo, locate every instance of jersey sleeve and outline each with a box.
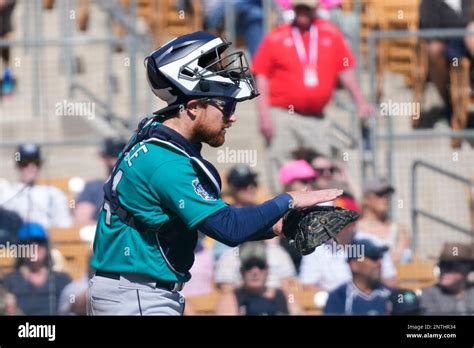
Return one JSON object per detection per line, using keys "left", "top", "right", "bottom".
{"left": 149, "top": 159, "right": 227, "bottom": 230}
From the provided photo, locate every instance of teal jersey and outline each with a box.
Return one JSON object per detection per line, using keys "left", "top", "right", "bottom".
{"left": 91, "top": 136, "right": 227, "bottom": 282}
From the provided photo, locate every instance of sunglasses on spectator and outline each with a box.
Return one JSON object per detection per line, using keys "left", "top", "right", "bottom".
{"left": 366, "top": 255, "right": 383, "bottom": 261}
{"left": 314, "top": 167, "right": 337, "bottom": 176}
{"left": 17, "top": 159, "right": 41, "bottom": 168}
{"left": 240, "top": 182, "right": 258, "bottom": 189}
{"left": 201, "top": 98, "right": 237, "bottom": 119}
{"left": 294, "top": 178, "right": 315, "bottom": 185}
{"left": 439, "top": 261, "right": 472, "bottom": 273}
{"left": 242, "top": 260, "right": 267, "bottom": 271}
{"left": 374, "top": 190, "right": 392, "bottom": 198}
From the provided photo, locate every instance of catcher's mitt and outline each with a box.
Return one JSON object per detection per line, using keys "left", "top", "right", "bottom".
{"left": 282, "top": 206, "right": 359, "bottom": 256}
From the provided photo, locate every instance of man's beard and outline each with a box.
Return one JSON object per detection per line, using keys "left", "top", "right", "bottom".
{"left": 194, "top": 122, "right": 227, "bottom": 147}
{"left": 367, "top": 271, "right": 382, "bottom": 289}
{"left": 367, "top": 277, "right": 382, "bottom": 289}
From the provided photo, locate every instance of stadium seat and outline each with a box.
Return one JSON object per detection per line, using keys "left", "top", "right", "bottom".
{"left": 0, "top": 256, "right": 15, "bottom": 278}
{"left": 449, "top": 57, "right": 472, "bottom": 148}
{"left": 121, "top": 0, "right": 203, "bottom": 47}
{"left": 36, "top": 176, "right": 75, "bottom": 203}
{"left": 53, "top": 242, "right": 91, "bottom": 280}
{"left": 295, "top": 288, "right": 324, "bottom": 315}
{"left": 396, "top": 260, "right": 437, "bottom": 291}
{"left": 185, "top": 291, "right": 220, "bottom": 315}
{"left": 49, "top": 227, "right": 82, "bottom": 244}
{"left": 49, "top": 227, "right": 91, "bottom": 280}
{"left": 356, "top": 0, "right": 387, "bottom": 101}
{"left": 350, "top": 0, "right": 420, "bottom": 100}
{"left": 381, "top": 0, "right": 420, "bottom": 88}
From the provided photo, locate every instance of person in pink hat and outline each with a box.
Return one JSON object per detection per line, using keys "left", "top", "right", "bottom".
{"left": 279, "top": 159, "right": 318, "bottom": 191}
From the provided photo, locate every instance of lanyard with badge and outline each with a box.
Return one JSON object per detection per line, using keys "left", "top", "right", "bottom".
{"left": 292, "top": 25, "right": 318, "bottom": 87}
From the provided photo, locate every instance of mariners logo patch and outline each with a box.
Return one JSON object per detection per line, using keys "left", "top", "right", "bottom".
{"left": 192, "top": 178, "right": 217, "bottom": 201}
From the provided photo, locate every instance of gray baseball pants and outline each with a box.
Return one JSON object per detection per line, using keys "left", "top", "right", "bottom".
{"left": 87, "top": 273, "right": 185, "bottom": 315}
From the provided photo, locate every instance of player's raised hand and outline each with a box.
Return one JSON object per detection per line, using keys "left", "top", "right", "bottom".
{"left": 286, "top": 189, "right": 343, "bottom": 209}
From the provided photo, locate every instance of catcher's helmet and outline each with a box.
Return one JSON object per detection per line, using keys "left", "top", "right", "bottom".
{"left": 145, "top": 31, "right": 259, "bottom": 116}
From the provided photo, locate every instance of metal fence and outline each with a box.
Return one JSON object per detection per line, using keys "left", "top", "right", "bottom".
{"left": 366, "top": 28, "right": 474, "bottom": 258}
{"left": 0, "top": 0, "right": 160, "bottom": 179}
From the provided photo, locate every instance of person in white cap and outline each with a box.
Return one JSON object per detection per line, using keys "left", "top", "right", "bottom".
{"left": 356, "top": 177, "right": 412, "bottom": 264}
{"left": 0, "top": 143, "right": 72, "bottom": 229}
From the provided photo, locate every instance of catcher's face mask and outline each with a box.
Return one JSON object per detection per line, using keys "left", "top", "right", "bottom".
{"left": 146, "top": 32, "right": 259, "bottom": 117}
{"left": 177, "top": 40, "right": 259, "bottom": 102}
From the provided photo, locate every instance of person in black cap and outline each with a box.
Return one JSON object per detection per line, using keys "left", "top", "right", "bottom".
{"left": 213, "top": 164, "right": 261, "bottom": 260}
{"left": 324, "top": 238, "right": 391, "bottom": 315}
{"left": 216, "top": 255, "right": 289, "bottom": 315}
{"left": 15, "top": 143, "right": 43, "bottom": 185}
{"left": 3, "top": 223, "right": 71, "bottom": 315}
{"left": 226, "top": 164, "right": 259, "bottom": 208}
{"left": 421, "top": 242, "right": 474, "bottom": 314}
{"left": 74, "top": 137, "right": 126, "bottom": 226}
{"left": 0, "top": 206, "right": 23, "bottom": 244}
{"left": 356, "top": 177, "right": 412, "bottom": 264}
{"left": 0, "top": 143, "right": 72, "bottom": 229}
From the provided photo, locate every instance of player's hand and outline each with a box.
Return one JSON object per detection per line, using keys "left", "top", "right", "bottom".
{"left": 272, "top": 218, "right": 283, "bottom": 236}
{"left": 286, "top": 189, "right": 343, "bottom": 209}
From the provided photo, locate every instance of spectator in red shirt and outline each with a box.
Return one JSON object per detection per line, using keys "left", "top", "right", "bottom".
{"left": 252, "top": 0, "right": 372, "bottom": 192}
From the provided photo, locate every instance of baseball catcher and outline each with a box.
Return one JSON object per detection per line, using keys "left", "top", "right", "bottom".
{"left": 87, "top": 31, "right": 354, "bottom": 315}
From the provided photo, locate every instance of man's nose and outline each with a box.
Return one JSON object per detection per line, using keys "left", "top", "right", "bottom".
{"left": 228, "top": 113, "right": 236, "bottom": 123}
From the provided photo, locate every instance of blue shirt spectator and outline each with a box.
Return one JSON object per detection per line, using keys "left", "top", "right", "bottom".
{"left": 324, "top": 281, "right": 390, "bottom": 315}
{"left": 4, "top": 270, "right": 71, "bottom": 315}
{"left": 202, "top": 0, "right": 264, "bottom": 57}
{"left": 75, "top": 180, "right": 104, "bottom": 221}
{"left": 324, "top": 238, "right": 392, "bottom": 315}
{"left": 0, "top": 207, "right": 23, "bottom": 244}
{"left": 3, "top": 223, "right": 72, "bottom": 315}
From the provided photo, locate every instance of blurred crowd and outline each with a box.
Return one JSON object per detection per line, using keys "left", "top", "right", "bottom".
{"left": 419, "top": 0, "right": 474, "bottom": 121}
{"left": 0, "top": 138, "right": 125, "bottom": 315}
{"left": 1, "top": 0, "right": 474, "bottom": 316}
{"left": 184, "top": 156, "right": 474, "bottom": 316}
{"left": 2, "top": 138, "right": 472, "bottom": 316}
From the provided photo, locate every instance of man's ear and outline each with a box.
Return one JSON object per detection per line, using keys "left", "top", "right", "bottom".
{"left": 186, "top": 100, "right": 201, "bottom": 118}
